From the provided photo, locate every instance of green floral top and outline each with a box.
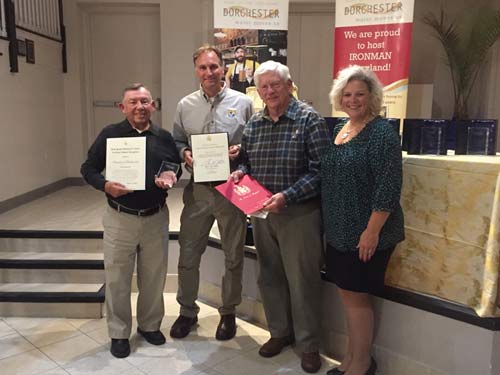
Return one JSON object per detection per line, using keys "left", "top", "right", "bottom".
{"left": 321, "top": 116, "right": 404, "bottom": 252}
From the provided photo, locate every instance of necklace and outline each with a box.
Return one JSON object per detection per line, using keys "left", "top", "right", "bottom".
{"left": 341, "top": 124, "right": 351, "bottom": 139}
{"left": 341, "top": 121, "right": 356, "bottom": 139}
{"left": 339, "top": 118, "right": 369, "bottom": 142}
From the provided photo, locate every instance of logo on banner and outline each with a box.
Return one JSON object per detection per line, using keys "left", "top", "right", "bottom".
{"left": 343, "top": 2, "right": 403, "bottom": 15}
{"left": 223, "top": 7, "right": 280, "bottom": 19}
{"left": 214, "top": 0, "right": 289, "bottom": 30}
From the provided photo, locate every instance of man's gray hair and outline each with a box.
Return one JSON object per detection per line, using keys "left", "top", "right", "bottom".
{"left": 254, "top": 60, "right": 292, "bottom": 87}
{"left": 329, "top": 65, "right": 383, "bottom": 115}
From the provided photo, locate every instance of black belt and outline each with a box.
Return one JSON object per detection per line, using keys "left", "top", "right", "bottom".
{"left": 108, "top": 200, "right": 164, "bottom": 217}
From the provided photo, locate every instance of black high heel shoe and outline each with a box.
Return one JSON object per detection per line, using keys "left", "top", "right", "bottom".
{"left": 365, "top": 357, "right": 377, "bottom": 375}
{"left": 326, "top": 367, "right": 345, "bottom": 375}
{"left": 327, "top": 357, "right": 376, "bottom": 375}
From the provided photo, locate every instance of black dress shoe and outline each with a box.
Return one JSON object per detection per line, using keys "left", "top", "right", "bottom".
{"left": 110, "top": 338, "right": 130, "bottom": 358}
{"left": 169, "top": 315, "right": 198, "bottom": 338}
{"left": 215, "top": 314, "right": 236, "bottom": 341}
{"left": 326, "top": 367, "right": 345, "bottom": 375}
{"left": 137, "top": 327, "right": 166, "bottom": 345}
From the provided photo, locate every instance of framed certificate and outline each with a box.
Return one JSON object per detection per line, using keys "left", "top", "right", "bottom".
{"left": 105, "top": 137, "right": 146, "bottom": 190}
{"left": 191, "top": 132, "right": 230, "bottom": 182}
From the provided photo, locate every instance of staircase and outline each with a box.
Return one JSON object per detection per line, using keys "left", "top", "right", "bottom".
{"left": 0, "top": 230, "right": 105, "bottom": 318}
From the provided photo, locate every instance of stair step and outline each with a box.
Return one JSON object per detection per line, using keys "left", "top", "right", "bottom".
{"left": 0, "top": 283, "right": 104, "bottom": 302}
{"left": 0, "top": 251, "right": 103, "bottom": 260}
{"left": 0, "top": 283, "right": 105, "bottom": 318}
{"left": 0, "top": 231, "right": 106, "bottom": 318}
{"left": 0, "top": 230, "right": 103, "bottom": 252}
{"left": 0, "top": 252, "right": 103, "bottom": 269}
{"left": 0, "top": 229, "right": 103, "bottom": 238}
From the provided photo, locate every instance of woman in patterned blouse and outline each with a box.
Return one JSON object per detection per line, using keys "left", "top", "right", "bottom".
{"left": 321, "top": 65, "right": 404, "bottom": 375}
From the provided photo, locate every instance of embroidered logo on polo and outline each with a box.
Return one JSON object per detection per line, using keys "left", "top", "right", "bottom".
{"left": 227, "top": 108, "right": 238, "bottom": 119}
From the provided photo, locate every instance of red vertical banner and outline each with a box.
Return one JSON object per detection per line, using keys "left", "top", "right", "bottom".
{"left": 333, "top": 1, "right": 415, "bottom": 119}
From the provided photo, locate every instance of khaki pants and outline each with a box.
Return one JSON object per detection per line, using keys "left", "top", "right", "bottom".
{"left": 251, "top": 199, "right": 323, "bottom": 352}
{"left": 177, "top": 181, "right": 247, "bottom": 317}
{"left": 102, "top": 205, "right": 169, "bottom": 339}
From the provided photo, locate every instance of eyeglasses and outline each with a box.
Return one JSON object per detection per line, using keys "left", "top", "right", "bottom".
{"left": 258, "top": 80, "right": 284, "bottom": 91}
{"left": 127, "top": 99, "right": 152, "bottom": 107}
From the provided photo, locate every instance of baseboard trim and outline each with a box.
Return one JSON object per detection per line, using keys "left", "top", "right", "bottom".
{"left": 0, "top": 178, "right": 85, "bottom": 214}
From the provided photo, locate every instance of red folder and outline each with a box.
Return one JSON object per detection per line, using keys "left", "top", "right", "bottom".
{"left": 215, "top": 175, "right": 273, "bottom": 215}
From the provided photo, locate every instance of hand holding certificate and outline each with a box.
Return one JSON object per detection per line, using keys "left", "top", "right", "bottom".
{"left": 191, "top": 133, "right": 230, "bottom": 182}
{"left": 106, "top": 137, "right": 146, "bottom": 190}
{"left": 215, "top": 175, "right": 273, "bottom": 217}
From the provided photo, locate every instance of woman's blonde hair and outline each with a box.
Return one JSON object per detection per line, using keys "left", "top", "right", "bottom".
{"left": 329, "top": 65, "right": 383, "bottom": 115}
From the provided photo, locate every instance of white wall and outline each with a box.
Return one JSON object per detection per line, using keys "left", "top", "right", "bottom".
{"left": 62, "top": 0, "right": 206, "bottom": 178}
{"left": 0, "top": 31, "right": 67, "bottom": 201}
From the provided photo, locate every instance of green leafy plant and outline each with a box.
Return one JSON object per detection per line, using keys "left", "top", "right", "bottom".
{"left": 423, "top": 6, "right": 500, "bottom": 119}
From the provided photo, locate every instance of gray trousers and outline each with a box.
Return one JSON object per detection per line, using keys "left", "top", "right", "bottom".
{"left": 102, "top": 205, "right": 169, "bottom": 339}
{"left": 177, "top": 181, "right": 247, "bottom": 317}
{"left": 251, "top": 199, "right": 323, "bottom": 352}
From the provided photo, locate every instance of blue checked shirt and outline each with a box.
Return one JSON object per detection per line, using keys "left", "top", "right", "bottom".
{"left": 239, "top": 97, "right": 331, "bottom": 204}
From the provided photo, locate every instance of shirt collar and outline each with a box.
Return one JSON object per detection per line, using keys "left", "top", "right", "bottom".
{"left": 263, "top": 96, "right": 298, "bottom": 122}
{"left": 123, "top": 120, "right": 159, "bottom": 135}
{"left": 199, "top": 82, "right": 227, "bottom": 103}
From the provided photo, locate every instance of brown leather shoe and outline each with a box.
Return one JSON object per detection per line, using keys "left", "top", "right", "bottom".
{"left": 169, "top": 315, "right": 198, "bottom": 339}
{"left": 258, "top": 336, "right": 294, "bottom": 358}
{"left": 301, "top": 351, "right": 321, "bottom": 373}
{"left": 215, "top": 314, "right": 236, "bottom": 340}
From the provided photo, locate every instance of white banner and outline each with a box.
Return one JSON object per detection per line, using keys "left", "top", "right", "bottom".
{"left": 214, "top": 0, "right": 288, "bottom": 30}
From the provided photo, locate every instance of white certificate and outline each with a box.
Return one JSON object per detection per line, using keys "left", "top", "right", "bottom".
{"left": 105, "top": 137, "right": 146, "bottom": 190}
{"left": 191, "top": 132, "right": 230, "bottom": 182}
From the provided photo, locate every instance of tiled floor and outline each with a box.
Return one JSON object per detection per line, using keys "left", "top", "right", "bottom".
{"left": 0, "top": 186, "right": 338, "bottom": 374}
{"left": 0, "top": 293, "right": 336, "bottom": 375}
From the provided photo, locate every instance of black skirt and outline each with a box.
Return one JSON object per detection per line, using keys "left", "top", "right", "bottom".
{"left": 326, "top": 243, "right": 395, "bottom": 293}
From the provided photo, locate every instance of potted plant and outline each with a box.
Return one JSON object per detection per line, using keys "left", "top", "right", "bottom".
{"left": 421, "top": 5, "right": 500, "bottom": 154}
{"left": 423, "top": 5, "right": 500, "bottom": 120}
